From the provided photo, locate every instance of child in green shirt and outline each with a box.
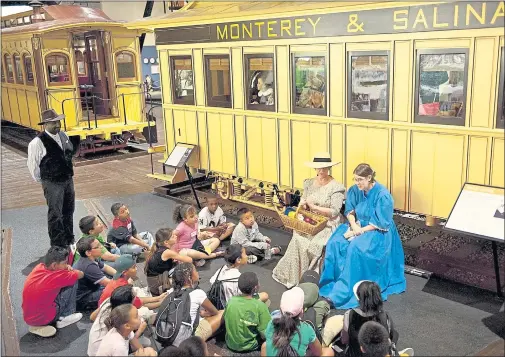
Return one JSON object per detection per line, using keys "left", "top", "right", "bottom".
{"left": 223, "top": 272, "right": 271, "bottom": 352}
{"left": 74, "top": 216, "right": 120, "bottom": 266}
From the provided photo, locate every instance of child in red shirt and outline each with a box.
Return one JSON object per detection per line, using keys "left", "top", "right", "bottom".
{"left": 22, "top": 246, "right": 85, "bottom": 337}
{"left": 97, "top": 255, "right": 166, "bottom": 310}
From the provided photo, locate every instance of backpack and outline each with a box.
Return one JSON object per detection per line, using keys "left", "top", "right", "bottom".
{"left": 154, "top": 287, "right": 197, "bottom": 346}
{"left": 207, "top": 265, "right": 239, "bottom": 310}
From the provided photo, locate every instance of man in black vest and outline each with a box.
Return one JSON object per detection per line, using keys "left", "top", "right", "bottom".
{"left": 27, "top": 109, "right": 76, "bottom": 248}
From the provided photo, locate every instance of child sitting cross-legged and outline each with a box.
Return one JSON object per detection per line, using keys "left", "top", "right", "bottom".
{"left": 145, "top": 228, "right": 193, "bottom": 296}
{"left": 89, "top": 285, "right": 150, "bottom": 356}
{"left": 22, "top": 246, "right": 84, "bottom": 338}
{"left": 223, "top": 272, "right": 271, "bottom": 353}
{"left": 74, "top": 215, "right": 120, "bottom": 267}
{"left": 198, "top": 197, "right": 235, "bottom": 241}
{"left": 107, "top": 203, "right": 154, "bottom": 256}
{"left": 231, "top": 207, "right": 281, "bottom": 263}
{"left": 96, "top": 304, "right": 154, "bottom": 356}
{"left": 97, "top": 255, "right": 167, "bottom": 311}
{"left": 172, "top": 204, "right": 223, "bottom": 267}
{"left": 209, "top": 244, "right": 269, "bottom": 307}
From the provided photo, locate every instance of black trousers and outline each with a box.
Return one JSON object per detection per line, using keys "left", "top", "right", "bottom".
{"left": 245, "top": 246, "right": 265, "bottom": 259}
{"left": 41, "top": 178, "right": 75, "bottom": 247}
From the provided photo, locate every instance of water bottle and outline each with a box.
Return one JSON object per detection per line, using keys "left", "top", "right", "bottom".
{"left": 264, "top": 244, "right": 272, "bottom": 260}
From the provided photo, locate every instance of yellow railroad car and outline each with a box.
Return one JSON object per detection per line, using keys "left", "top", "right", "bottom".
{"left": 129, "top": 1, "right": 505, "bottom": 219}
{"left": 1, "top": 4, "right": 150, "bottom": 156}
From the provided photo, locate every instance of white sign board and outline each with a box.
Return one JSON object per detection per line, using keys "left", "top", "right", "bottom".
{"left": 164, "top": 144, "right": 193, "bottom": 168}
{"left": 445, "top": 183, "right": 504, "bottom": 242}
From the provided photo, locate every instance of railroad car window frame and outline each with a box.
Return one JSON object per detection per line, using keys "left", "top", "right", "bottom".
{"left": 13, "top": 54, "right": 24, "bottom": 84}
{"left": 115, "top": 51, "right": 137, "bottom": 82}
{"left": 414, "top": 48, "right": 469, "bottom": 127}
{"left": 170, "top": 55, "right": 195, "bottom": 105}
{"left": 496, "top": 47, "right": 505, "bottom": 129}
{"left": 292, "top": 52, "right": 327, "bottom": 116}
{"left": 347, "top": 50, "right": 390, "bottom": 121}
{"left": 23, "top": 54, "right": 34, "bottom": 85}
{"left": 1, "top": 58, "right": 5, "bottom": 82}
{"left": 244, "top": 53, "right": 276, "bottom": 112}
{"left": 4, "top": 54, "right": 14, "bottom": 83}
{"left": 45, "top": 53, "right": 72, "bottom": 86}
{"left": 204, "top": 54, "right": 232, "bottom": 109}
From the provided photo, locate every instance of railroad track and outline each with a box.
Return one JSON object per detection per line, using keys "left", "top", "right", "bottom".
{"left": 1, "top": 121, "right": 148, "bottom": 165}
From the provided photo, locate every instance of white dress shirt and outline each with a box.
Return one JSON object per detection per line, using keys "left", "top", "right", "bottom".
{"left": 27, "top": 130, "right": 67, "bottom": 183}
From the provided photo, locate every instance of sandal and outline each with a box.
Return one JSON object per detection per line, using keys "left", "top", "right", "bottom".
{"left": 270, "top": 246, "right": 282, "bottom": 255}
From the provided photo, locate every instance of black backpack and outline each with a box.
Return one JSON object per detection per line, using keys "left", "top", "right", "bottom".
{"left": 207, "top": 265, "right": 239, "bottom": 310}
{"left": 154, "top": 287, "right": 197, "bottom": 346}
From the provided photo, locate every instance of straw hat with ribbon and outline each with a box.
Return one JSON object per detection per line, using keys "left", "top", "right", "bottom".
{"left": 304, "top": 152, "right": 340, "bottom": 169}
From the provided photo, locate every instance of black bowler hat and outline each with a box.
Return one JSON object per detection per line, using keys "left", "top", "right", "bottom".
{"left": 38, "top": 109, "right": 65, "bottom": 125}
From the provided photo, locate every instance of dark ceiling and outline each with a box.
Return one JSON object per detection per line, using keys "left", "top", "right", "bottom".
{"left": 1, "top": 1, "right": 58, "bottom": 6}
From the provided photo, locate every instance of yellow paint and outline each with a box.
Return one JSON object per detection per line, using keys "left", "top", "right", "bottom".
{"left": 159, "top": 51, "right": 171, "bottom": 104}
{"left": 467, "top": 136, "right": 490, "bottom": 185}
{"left": 470, "top": 37, "right": 496, "bottom": 128}
{"left": 329, "top": 43, "right": 344, "bottom": 117}
{"left": 26, "top": 90, "right": 40, "bottom": 128}
{"left": 393, "top": 41, "right": 411, "bottom": 123}
{"left": 393, "top": 10, "right": 408, "bottom": 30}
{"left": 413, "top": 9, "right": 428, "bottom": 29}
{"left": 246, "top": 116, "right": 277, "bottom": 183}
{"left": 197, "top": 111, "right": 209, "bottom": 170}
{"left": 231, "top": 47, "right": 244, "bottom": 109}
{"left": 294, "top": 19, "right": 305, "bottom": 36}
{"left": 280, "top": 20, "right": 292, "bottom": 37}
{"left": 220, "top": 114, "right": 236, "bottom": 175}
{"left": 267, "top": 21, "right": 277, "bottom": 38}
{"left": 192, "top": 49, "right": 205, "bottom": 106}
{"left": 330, "top": 124, "right": 344, "bottom": 184}
{"left": 433, "top": 7, "right": 449, "bottom": 28}
{"left": 391, "top": 129, "right": 409, "bottom": 211}
{"left": 234, "top": 115, "right": 247, "bottom": 176}
{"left": 2, "top": 87, "right": 12, "bottom": 121}
{"left": 117, "top": 86, "right": 143, "bottom": 125}
{"left": 164, "top": 109, "right": 175, "bottom": 150}
{"left": 17, "top": 89, "right": 30, "bottom": 127}
{"left": 278, "top": 119, "right": 291, "bottom": 187}
{"left": 8, "top": 88, "right": 20, "bottom": 124}
{"left": 275, "top": 46, "right": 289, "bottom": 113}
{"left": 466, "top": 3, "right": 486, "bottom": 26}
{"left": 491, "top": 138, "right": 504, "bottom": 187}
{"left": 291, "top": 121, "right": 311, "bottom": 188}
{"left": 410, "top": 132, "right": 435, "bottom": 215}
{"left": 173, "top": 109, "right": 188, "bottom": 142}
{"left": 491, "top": 2, "right": 504, "bottom": 24}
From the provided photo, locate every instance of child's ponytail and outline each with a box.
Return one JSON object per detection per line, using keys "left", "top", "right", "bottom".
{"left": 272, "top": 313, "right": 301, "bottom": 357}
{"left": 172, "top": 204, "right": 196, "bottom": 224}
{"left": 145, "top": 228, "right": 173, "bottom": 273}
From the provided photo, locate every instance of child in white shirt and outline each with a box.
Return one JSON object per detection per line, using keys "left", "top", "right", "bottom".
{"left": 198, "top": 197, "right": 235, "bottom": 241}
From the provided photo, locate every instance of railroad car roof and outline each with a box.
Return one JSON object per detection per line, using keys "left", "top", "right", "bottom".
{"left": 1, "top": 5, "right": 124, "bottom": 36}
{"left": 126, "top": 0, "right": 388, "bottom": 29}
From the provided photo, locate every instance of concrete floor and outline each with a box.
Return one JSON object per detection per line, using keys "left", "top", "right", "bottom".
{"left": 2, "top": 192, "right": 504, "bottom": 356}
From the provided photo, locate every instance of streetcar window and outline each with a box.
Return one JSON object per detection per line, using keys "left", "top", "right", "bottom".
{"left": 497, "top": 47, "right": 505, "bottom": 129}
{"left": 24, "top": 55, "right": 34, "bottom": 85}
{"left": 24, "top": 16, "right": 31, "bottom": 24}
{"left": 1, "top": 59, "right": 5, "bottom": 82}
{"left": 245, "top": 54, "right": 275, "bottom": 112}
{"left": 205, "top": 55, "right": 232, "bottom": 108}
{"left": 4, "top": 55, "right": 14, "bottom": 83}
{"left": 171, "top": 56, "right": 194, "bottom": 105}
{"left": 292, "top": 54, "right": 326, "bottom": 116}
{"left": 348, "top": 51, "right": 389, "bottom": 120}
{"left": 13, "top": 54, "right": 24, "bottom": 84}
{"left": 75, "top": 50, "right": 87, "bottom": 76}
{"left": 17, "top": 18, "right": 23, "bottom": 25}
{"left": 414, "top": 49, "right": 468, "bottom": 126}
{"left": 45, "top": 53, "right": 71, "bottom": 86}
{"left": 115, "top": 51, "right": 136, "bottom": 81}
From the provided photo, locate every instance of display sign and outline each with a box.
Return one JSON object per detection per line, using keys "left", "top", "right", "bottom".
{"left": 164, "top": 143, "right": 194, "bottom": 168}
{"left": 156, "top": 1, "right": 504, "bottom": 45}
{"left": 445, "top": 183, "right": 504, "bottom": 242}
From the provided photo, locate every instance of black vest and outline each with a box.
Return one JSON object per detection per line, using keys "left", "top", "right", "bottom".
{"left": 38, "top": 131, "right": 74, "bottom": 182}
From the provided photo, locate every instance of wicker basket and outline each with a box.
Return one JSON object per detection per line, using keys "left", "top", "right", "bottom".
{"left": 276, "top": 206, "right": 328, "bottom": 236}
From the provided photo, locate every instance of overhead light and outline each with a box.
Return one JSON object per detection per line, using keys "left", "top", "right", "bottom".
{"left": 143, "top": 58, "right": 149, "bottom": 64}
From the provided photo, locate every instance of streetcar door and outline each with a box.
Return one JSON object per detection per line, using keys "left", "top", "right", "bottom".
{"left": 84, "top": 31, "right": 110, "bottom": 116}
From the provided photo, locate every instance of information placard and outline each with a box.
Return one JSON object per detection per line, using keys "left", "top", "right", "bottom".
{"left": 164, "top": 144, "right": 194, "bottom": 168}
{"left": 445, "top": 183, "right": 504, "bottom": 242}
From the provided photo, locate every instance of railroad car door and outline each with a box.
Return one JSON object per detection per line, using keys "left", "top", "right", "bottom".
{"left": 84, "top": 31, "right": 110, "bottom": 116}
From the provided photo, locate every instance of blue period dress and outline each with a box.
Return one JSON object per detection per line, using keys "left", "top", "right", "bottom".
{"left": 319, "top": 182, "right": 406, "bottom": 309}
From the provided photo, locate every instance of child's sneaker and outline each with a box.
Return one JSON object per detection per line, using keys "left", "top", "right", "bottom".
{"left": 270, "top": 246, "right": 282, "bottom": 255}
{"left": 28, "top": 325, "right": 57, "bottom": 337}
{"left": 56, "top": 313, "right": 83, "bottom": 329}
{"left": 195, "top": 259, "right": 206, "bottom": 267}
{"left": 247, "top": 255, "right": 258, "bottom": 264}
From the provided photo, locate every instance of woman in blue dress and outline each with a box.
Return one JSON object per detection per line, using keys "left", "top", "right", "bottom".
{"left": 319, "top": 163, "right": 406, "bottom": 309}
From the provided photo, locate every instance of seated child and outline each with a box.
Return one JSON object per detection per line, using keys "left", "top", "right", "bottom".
{"left": 73, "top": 236, "right": 117, "bottom": 311}
{"left": 145, "top": 228, "right": 193, "bottom": 296}
{"left": 231, "top": 208, "right": 281, "bottom": 263}
{"left": 89, "top": 285, "right": 150, "bottom": 356}
{"left": 209, "top": 244, "right": 269, "bottom": 306}
{"left": 159, "top": 336, "right": 209, "bottom": 357}
{"left": 98, "top": 255, "right": 167, "bottom": 310}
{"left": 223, "top": 272, "right": 271, "bottom": 353}
{"left": 198, "top": 197, "right": 235, "bottom": 241}
{"left": 358, "top": 321, "right": 392, "bottom": 357}
{"left": 96, "top": 304, "right": 150, "bottom": 356}
{"left": 107, "top": 203, "right": 154, "bottom": 255}
{"left": 330, "top": 281, "right": 398, "bottom": 356}
{"left": 22, "top": 246, "right": 84, "bottom": 338}
{"left": 75, "top": 215, "right": 120, "bottom": 266}
{"left": 159, "top": 262, "right": 224, "bottom": 346}
{"left": 172, "top": 204, "right": 223, "bottom": 267}
{"left": 262, "top": 287, "right": 334, "bottom": 357}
